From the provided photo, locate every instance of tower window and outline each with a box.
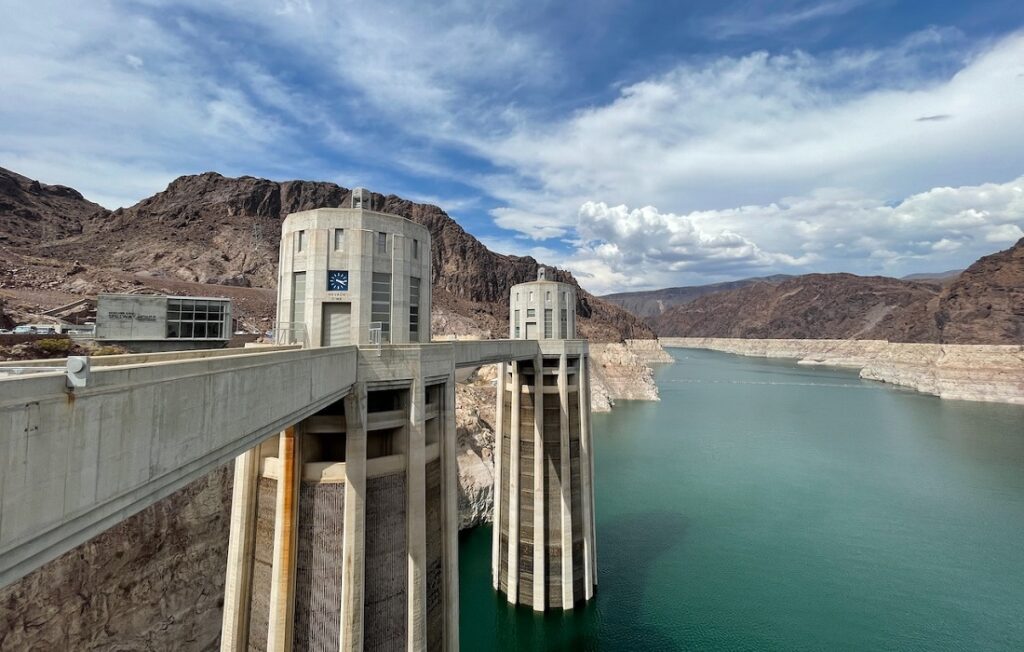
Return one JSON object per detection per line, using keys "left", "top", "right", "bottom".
{"left": 296, "top": 230, "right": 307, "bottom": 253}
{"left": 544, "top": 309, "right": 552, "bottom": 338}
{"left": 514, "top": 309, "right": 520, "bottom": 338}
{"left": 560, "top": 308, "right": 568, "bottom": 337}
{"left": 527, "top": 308, "right": 535, "bottom": 318}
{"left": 412, "top": 238, "right": 419, "bottom": 259}
{"left": 409, "top": 277, "right": 420, "bottom": 340}
{"left": 377, "top": 232, "right": 387, "bottom": 254}
{"left": 334, "top": 228, "right": 344, "bottom": 250}
{"left": 371, "top": 272, "right": 391, "bottom": 342}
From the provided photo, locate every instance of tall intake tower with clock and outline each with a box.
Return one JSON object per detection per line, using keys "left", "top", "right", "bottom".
{"left": 221, "top": 189, "right": 459, "bottom": 651}
{"left": 274, "top": 187, "right": 432, "bottom": 347}
{"left": 493, "top": 267, "right": 598, "bottom": 610}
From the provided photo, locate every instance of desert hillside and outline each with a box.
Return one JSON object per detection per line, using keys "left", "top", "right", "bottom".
{"left": 0, "top": 166, "right": 651, "bottom": 341}
{"left": 650, "top": 238, "right": 1024, "bottom": 344}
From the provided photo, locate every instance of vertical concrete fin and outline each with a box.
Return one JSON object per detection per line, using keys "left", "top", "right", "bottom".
{"left": 442, "top": 371, "right": 460, "bottom": 652}
{"left": 579, "top": 354, "right": 597, "bottom": 598}
{"left": 507, "top": 362, "right": 521, "bottom": 604}
{"left": 407, "top": 367, "right": 427, "bottom": 651}
{"left": 221, "top": 448, "right": 260, "bottom": 651}
{"left": 267, "top": 426, "right": 302, "bottom": 651}
{"left": 558, "top": 354, "right": 574, "bottom": 609}
{"left": 491, "top": 362, "right": 506, "bottom": 590}
{"left": 341, "top": 385, "right": 367, "bottom": 651}
{"left": 532, "top": 354, "right": 545, "bottom": 611}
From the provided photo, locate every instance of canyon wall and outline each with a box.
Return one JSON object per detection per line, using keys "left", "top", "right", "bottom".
{"left": 661, "top": 337, "right": 1024, "bottom": 405}
{"left": 0, "top": 465, "right": 232, "bottom": 651}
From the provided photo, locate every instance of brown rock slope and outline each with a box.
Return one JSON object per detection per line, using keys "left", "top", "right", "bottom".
{"left": 0, "top": 167, "right": 108, "bottom": 247}
{"left": 652, "top": 273, "right": 942, "bottom": 341}
{"left": 934, "top": 237, "right": 1024, "bottom": 343}
{"left": 0, "top": 466, "right": 232, "bottom": 651}
{"left": 1, "top": 167, "right": 650, "bottom": 341}
{"left": 651, "top": 238, "right": 1024, "bottom": 344}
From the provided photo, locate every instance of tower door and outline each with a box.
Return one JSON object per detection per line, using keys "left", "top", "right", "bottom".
{"left": 526, "top": 322, "right": 538, "bottom": 339}
{"left": 321, "top": 302, "right": 351, "bottom": 346}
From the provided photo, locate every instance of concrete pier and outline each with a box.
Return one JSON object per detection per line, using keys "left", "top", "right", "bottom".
{"left": 220, "top": 193, "right": 463, "bottom": 650}
{"left": 493, "top": 269, "right": 598, "bottom": 610}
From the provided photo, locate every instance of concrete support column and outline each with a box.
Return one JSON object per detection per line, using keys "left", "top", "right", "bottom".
{"left": 341, "top": 384, "right": 368, "bottom": 651}
{"left": 267, "top": 426, "right": 302, "bottom": 652}
{"left": 441, "top": 371, "right": 460, "bottom": 651}
{"left": 557, "top": 353, "right": 575, "bottom": 609}
{"left": 407, "top": 371, "right": 427, "bottom": 651}
{"left": 491, "top": 362, "right": 506, "bottom": 590}
{"left": 532, "top": 354, "right": 546, "bottom": 611}
{"left": 579, "top": 354, "right": 597, "bottom": 598}
{"left": 221, "top": 447, "right": 260, "bottom": 651}
{"left": 506, "top": 362, "right": 521, "bottom": 604}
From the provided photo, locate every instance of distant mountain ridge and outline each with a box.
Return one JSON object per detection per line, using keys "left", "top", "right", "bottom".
{"left": 602, "top": 275, "right": 792, "bottom": 318}
{"left": 649, "top": 238, "right": 1023, "bottom": 344}
{"left": 0, "top": 166, "right": 651, "bottom": 341}
{"left": 901, "top": 269, "right": 963, "bottom": 281}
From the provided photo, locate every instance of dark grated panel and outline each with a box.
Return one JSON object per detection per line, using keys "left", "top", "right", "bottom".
{"left": 293, "top": 481, "right": 345, "bottom": 652}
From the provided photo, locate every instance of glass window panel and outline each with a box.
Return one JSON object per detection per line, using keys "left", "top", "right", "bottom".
{"left": 167, "top": 322, "right": 180, "bottom": 338}
{"left": 194, "top": 322, "right": 207, "bottom": 338}
{"left": 181, "top": 322, "right": 194, "bottom": 338}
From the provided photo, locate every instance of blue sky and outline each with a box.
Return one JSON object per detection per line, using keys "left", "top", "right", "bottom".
{"left": 2, "top": 0, "right": 1023, "bottom": 293}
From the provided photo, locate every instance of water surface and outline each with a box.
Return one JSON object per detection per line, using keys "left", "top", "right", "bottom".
{"left": 460, "top": 349, "right": 1024, "bottom": 651}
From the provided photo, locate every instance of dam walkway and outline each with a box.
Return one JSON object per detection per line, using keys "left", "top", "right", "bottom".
{"left": 0, "top": 339, "right": 546, "bottom": 588}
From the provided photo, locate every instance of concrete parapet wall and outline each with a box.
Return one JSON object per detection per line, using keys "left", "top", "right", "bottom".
{"left": 0, "top": 345, "right": 357, "bottom": 587}
{"left": 660, "top": 337, "right": 1024, "bottom": 405}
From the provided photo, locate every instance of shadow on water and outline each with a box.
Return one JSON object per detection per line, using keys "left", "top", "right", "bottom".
{"left": 488, "top": 510, "right": 690, "bottom": 651}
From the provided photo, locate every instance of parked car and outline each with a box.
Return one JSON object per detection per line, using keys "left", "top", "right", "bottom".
{"left": 0, "top": 329, "right": 12, "bottom": 335}
{"left": 13, "top": 325, "right": 35, "bottom": 334}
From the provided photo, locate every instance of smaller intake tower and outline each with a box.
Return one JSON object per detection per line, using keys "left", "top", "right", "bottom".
{"left": 493, "top": 267, "right": 598, "bottom": 610}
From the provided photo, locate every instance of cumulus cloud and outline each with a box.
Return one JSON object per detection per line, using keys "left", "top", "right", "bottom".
{"left": 568, "top": 176, "right": 1024, "bottom": 293}
{"left": 482, "top": 30, "right": 1024, "bottom": 244}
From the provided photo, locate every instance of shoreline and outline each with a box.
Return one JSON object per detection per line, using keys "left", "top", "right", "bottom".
{"left": 660, "top": 337, "right": 1024, "bottom": 405}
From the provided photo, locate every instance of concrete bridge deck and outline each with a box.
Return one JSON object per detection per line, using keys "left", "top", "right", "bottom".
{"left": 0, "top": 338, "right": 577, "bottom": 587}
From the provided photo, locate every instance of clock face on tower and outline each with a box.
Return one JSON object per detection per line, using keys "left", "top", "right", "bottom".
{"left": 327, "top": 270, "right": 349, "bottom": 292}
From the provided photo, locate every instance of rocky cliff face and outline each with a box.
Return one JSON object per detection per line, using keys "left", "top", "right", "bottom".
{"left": 588, "top": 342, "right": 663, "bottom": 411}
{"left": 650, "top": 239, "right": 1024, "bottom": 345}
{"left": 663, "top": 337, "right": 1024, "bottom": 405}
{"left": 652, "top": 273, "right": 942, "bottom": 341}
{"left": 602, "top": 275, "right": 791, "bottom": 318}
{"left": 0, "top": 167, "right": 652, "bottom": 342}
{"left": 0, "top": 167, "right": 108, "bottom": 248}
{"left": 0, "top": 465, "right": 232, "bottom": 651}
{"left": 934, "top": 238, "right": 1024, "bottom": 343}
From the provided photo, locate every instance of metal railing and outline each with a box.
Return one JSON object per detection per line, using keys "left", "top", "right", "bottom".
{"left": 272, "top": 322, "right": 308, "bottom": 347}
{"left": 369, "top": 322, "right": 383, "bottom": 355}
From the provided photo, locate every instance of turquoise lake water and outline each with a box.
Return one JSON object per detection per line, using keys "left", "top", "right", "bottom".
{"left": 459, "top": 348, "right": 1024, "bottom": 651}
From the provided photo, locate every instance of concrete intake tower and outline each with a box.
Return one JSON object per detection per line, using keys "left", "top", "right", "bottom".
{"left": 493, "top": 267, "right": 598, "bottom": 610}
{"left": 220, "top": 189, "right": 458, "bottom": 651}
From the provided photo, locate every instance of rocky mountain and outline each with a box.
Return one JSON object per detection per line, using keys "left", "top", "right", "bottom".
{"left": 651, "top": 273, "right": 942, "bottom": 341}
{"left": 651, "top": 238, "right": 1024, "bottom": 344}
{"left": 901, "top": 269, "right": 963, "bottom": 281}
{"left": 0, "top": 167, "right": 651, "bottom": 341}
{"left": 602, "top": 274, "right": 792, "bottom": 318}
{"left": 0, "top": 167, "right": 108, "bottom": 247}
{"left": 935, "top": 238, "right": 1023, "bottom": 343}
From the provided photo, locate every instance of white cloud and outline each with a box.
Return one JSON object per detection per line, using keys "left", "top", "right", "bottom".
{"left": 482, "top": 30, "right": 1024, "bottom": 244}
{"left": 568, "top": 176, "right": 1024, "bottom": 294}
{"left": 707, "top": 0, "right": 872, "bottom": 39}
